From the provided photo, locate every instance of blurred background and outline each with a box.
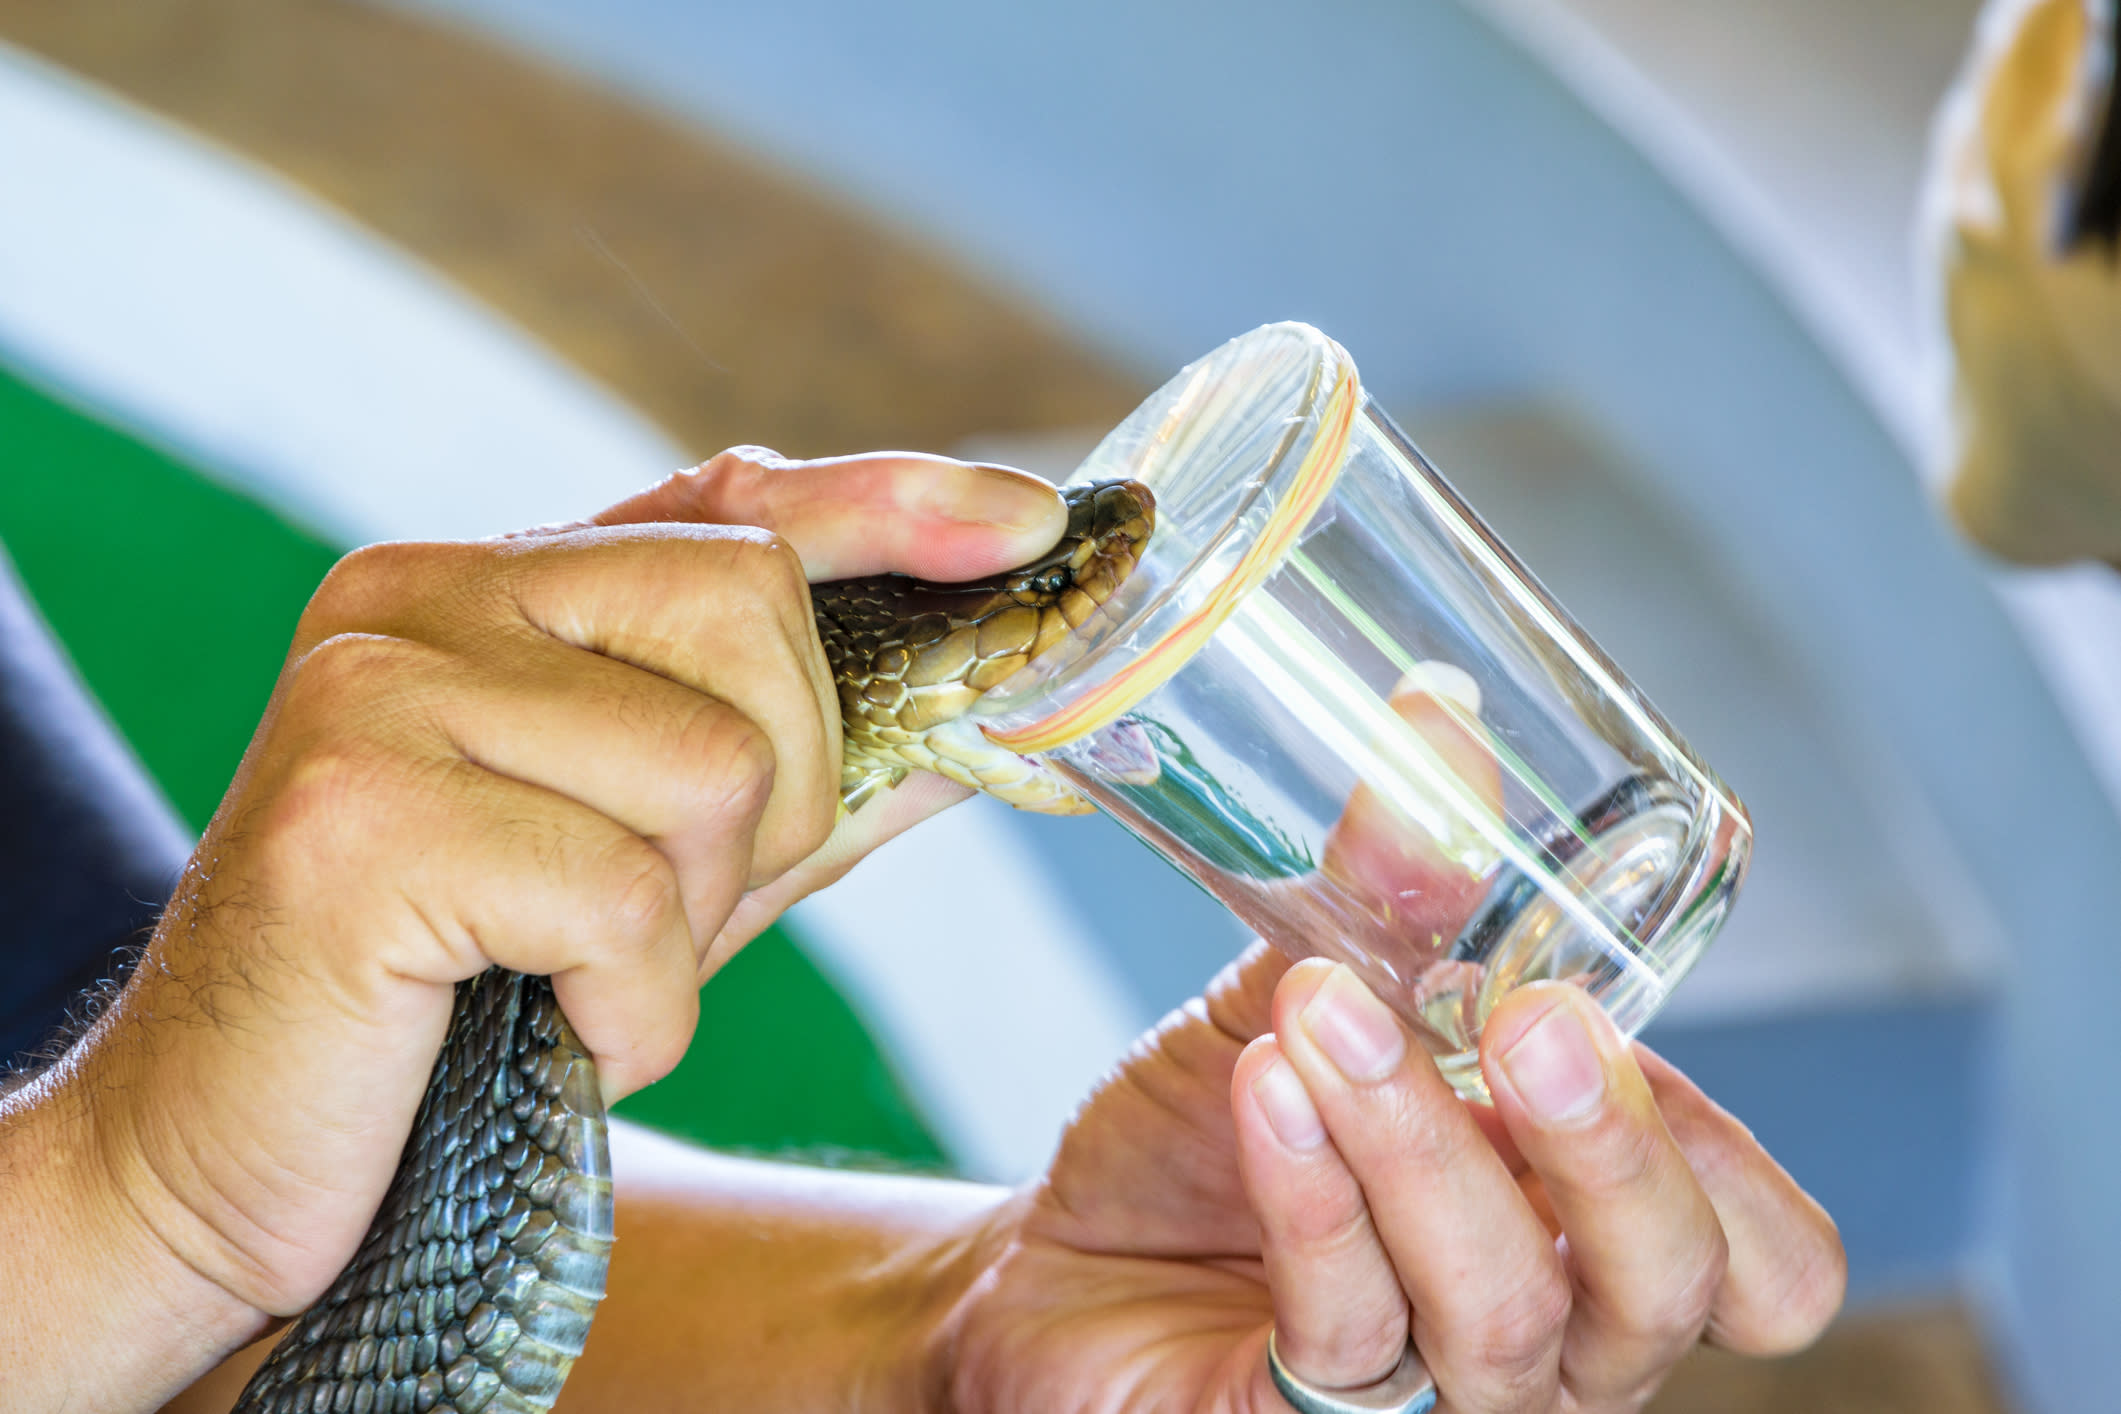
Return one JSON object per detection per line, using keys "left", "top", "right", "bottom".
{"left": 3, "top": 2, "right": 2116, "bottom": 1410}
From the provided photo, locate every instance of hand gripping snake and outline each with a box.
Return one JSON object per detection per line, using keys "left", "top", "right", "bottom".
{"left": 229, "top": 479, "right": 1156, "bottom": 1414}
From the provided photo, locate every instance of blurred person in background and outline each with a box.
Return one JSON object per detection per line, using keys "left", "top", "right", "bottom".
{"left": 0, "top": 448, "right": 1845, "bottom": 1414}
{"left": 1929, "top": 0, "right": 2121, "bottom": 563}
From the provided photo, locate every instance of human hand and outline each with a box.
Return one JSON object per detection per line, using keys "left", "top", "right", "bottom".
{"left": 944, "top": 943, "right": 1842, "bottom": 1413}
{"left": 27, "top": 448, "right": 1062, "bottom": 1406}
{"left": 945, "top": 670, "right": 1840, "bottom": 1412}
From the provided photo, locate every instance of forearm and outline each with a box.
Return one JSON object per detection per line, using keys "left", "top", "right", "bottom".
{"left": 0, "top": 1054, "right": 257, "bottom": 1412}
{"left": 560, "top": 1121, "right": 1007, "bottom": 1412}
{"left": 163, "top": 1119, "right": 1013, "bottom": 1413}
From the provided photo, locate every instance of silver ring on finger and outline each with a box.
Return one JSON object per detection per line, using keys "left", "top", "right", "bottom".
{"left": 1266, "top": 1328, "right": 1438, "bottom": 1414}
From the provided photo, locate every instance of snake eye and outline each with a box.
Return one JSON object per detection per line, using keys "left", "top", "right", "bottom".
{"left": 1035, "top": 569, "right": 1070, "bottom": 594}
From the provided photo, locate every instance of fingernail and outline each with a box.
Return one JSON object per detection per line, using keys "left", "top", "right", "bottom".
{"left": 1501, "top": 998, "right": 1607, "bottom": 1126}
{"left": 1300, "top": 965, "right": 1407, "bottom": 1083}
{"left": 1251, "top": 1056, "right": 1327, "bottom": 1151}
{"left": 944, "top": 463, "right": 1062, "bottom": 533}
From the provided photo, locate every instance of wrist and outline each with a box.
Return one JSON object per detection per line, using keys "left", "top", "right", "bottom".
{"left": 894, "top": 1186, "right": 1031, "bottom": 1414}
{"left": 0, "top": 1042, "right": 261, "bottom": 1410}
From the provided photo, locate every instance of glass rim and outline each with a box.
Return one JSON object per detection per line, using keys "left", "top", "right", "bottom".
{"left": 972, "top": 321, "right": 1360, "bottom": 748}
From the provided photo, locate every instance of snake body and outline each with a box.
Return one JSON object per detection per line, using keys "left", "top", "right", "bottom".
{"left": 230, "top": 479, "right": 1155, "bottom": 1413}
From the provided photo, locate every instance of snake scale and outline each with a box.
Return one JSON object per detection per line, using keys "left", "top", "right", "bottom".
{"left": 229, "top": 479, "right": 1156, "bottom": 1414}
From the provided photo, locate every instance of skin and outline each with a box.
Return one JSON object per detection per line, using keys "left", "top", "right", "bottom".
{"left": 0, "top": 449, "right": 1844, "bottom": 1413}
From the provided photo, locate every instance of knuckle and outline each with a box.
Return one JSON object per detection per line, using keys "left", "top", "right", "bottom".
{"left": 725, "top": 524, "right": 808, "bottom": 598}
{"left": 253, "top": 744, "right": 399, "bottom": 871}
{"left": 681, "top": 529, "right": 806, "bottom": 642}
{"left": 299, "top": 541, "right": 449, "bottom": 640}
{"left": 1623, "top": 1228, "right": 1729, "bottom": 1346}
{"left": 289, "top": 627, "right": 409, "bottom": 690}
{"left": 300, "top": 543, "right": 393, "bottom": 632}
{"left": 673, "top": 447, "right": 782, "bottom": 520}
{"left": 1370, "top": 1090, "right": 1476, "bottom": 1177}
{"left": 260, "top": 748, "right": 369, "bottom": 837}
{"left": 1461, "top": 1259, "right": 1571, "bottom": 1388}
{"left": 291, "top": 629, "right": 404, "bottom": 691}
{"left": 280, "top": 633, "right": 447, "bottom": 737}
{"left": 596, "top": 838, "right": 685, "bottom": 949}
{"left": 1284, "top": 1188, "right": 1376, "bottom": 1256}
{"left": 674, "top": 704, "right": 777, "bottom": 823}
{"left": 706, "top": 444, "right": 790, "bottom": 480}
{"left": 1564, "top": 1102, "right": 1668, "bottom": 1198}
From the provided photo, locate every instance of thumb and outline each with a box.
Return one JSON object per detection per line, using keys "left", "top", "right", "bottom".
{"left": 594, "top": 446, "right": 1067, "bottom": 582}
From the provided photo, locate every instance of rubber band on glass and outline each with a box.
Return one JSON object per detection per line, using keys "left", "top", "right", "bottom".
{"left": 983, "top": 365, "right": 1362, "bottom": 755}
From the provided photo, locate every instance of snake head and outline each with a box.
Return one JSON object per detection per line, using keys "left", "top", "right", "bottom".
{"left": 999, "top": 480, "right": 1157, "bottom": 618}
{"left": 816, "top": 478, "right": 1157, "bottom": 815}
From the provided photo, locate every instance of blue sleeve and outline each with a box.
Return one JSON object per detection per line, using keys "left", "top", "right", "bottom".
{"left": 0, "top": 545, "right": 191, "bottom": 1067}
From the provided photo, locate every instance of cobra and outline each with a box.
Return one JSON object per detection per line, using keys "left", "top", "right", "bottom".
{"left": 229, "top": 478, "right": 1157, "bottom": 1414}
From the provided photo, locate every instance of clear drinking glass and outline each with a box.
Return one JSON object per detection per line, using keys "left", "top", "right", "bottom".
{"left": 974, "top": 323, "right": 1750, "bottom": 1099}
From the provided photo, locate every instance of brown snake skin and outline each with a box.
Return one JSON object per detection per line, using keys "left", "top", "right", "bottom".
{"left": 230, "top": 479, "right": 1155, "bottom": 1414}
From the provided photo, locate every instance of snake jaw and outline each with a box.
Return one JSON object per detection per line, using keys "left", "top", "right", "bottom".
{"left": 817, "top": 479, "right": 1154, "bottom": 816}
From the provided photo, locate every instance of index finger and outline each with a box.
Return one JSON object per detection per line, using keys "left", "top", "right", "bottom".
{"left": 592, "top": 447, "right": 1068, "bottom": 582}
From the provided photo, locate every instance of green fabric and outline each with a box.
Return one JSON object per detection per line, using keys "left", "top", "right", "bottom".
{"left": 621, "top": 931, "right": 946, "bottom": 1167}
{"left": 0, "top": 361, "right": 946, "bottom": 1169}
{"left": 0, "top": 373, "right": 340, "bottom": 832}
